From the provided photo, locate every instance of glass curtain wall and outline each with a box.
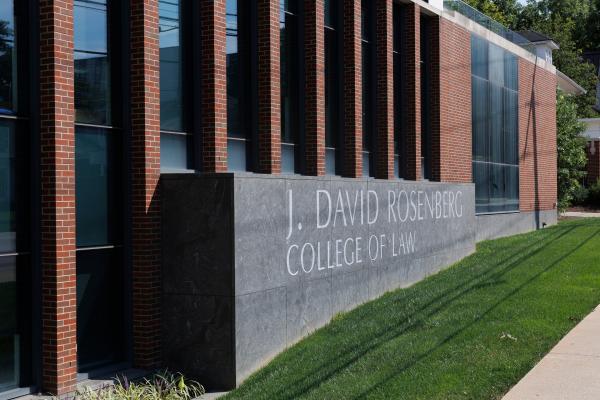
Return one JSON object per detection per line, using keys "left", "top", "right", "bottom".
{"left": 361, "top": 0, "right": 375, "bottom": 177}
{"left": 324, "top": 0, "right": 340, "bottom": 175}
{"left": 471, "top": 34, "right": 519, "bottom": 213}
{"left": 74, "top": 0, "right": 125, "bottom": 372}
{"left": 0, "top": 1, "right": 32, "bottom": 393}
{"left": 280, "top": 0, "right": 300, "bottom": 174}
{"left": 393, "top": 3, "right": 402, "bottom": 178}
{"left": 227, "top": 0, "right": 252, "bottom": 171}
{"left": 160, "top": 0, "right": 191, "bottom": 170}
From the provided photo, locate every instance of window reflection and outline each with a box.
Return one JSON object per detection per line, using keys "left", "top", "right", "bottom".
{"left": 281, "top": 0, "right": 299, "bottom": 174}
{"left": 0, "top": 1, "right": 16, "bottom": 113}
{"left": 160, "top": 0, "right": 183, "bottom": 132}
{"left": 74, "top": 0, "right": 111, "bottom": 125}
{"left": 0, "top": 256, "right": 17, "bottom": 391}
{"left": 75, "top": 126, "right": 117, "bottom": 248}
{"left": 227, "top": 0, "right": 251, "bottom": 171}
{"left": 0, "top": 121, "right": 15, "bottom": 253}
{"left": 361, "top": 0, "right": 374, "bottom": 177}
{"left": 471, "top": 35, "right": 519, "bottom": 213}
{"left": 325, "top": 0, "right": 339, "bottom": 175}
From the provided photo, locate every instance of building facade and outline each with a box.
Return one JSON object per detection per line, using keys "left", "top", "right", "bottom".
{"left": 0, "top": 0, "right": 557, "bottom": 397}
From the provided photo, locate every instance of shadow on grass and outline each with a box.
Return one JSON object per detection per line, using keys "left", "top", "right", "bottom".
{"left": 225, "top": 219, "right": 600, "bottom": 400}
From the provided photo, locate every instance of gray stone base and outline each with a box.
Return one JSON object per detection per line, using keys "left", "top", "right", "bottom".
{"left": 475, "top": 209, "right": 558, "bottom": 242}
{"left": 161, "top": 173, "right": 476, "bottom": 390}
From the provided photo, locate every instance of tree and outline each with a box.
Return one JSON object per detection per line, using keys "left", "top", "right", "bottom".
{"left": 556, "top": 91, "right": 588, "bottom": 211}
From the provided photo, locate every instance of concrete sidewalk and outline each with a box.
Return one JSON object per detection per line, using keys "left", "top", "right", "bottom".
{"left": 503, "top": 305, "right": 600, "bottom": 400}
{"left": 561, "top": 211, "right": 600, "bottom": 218}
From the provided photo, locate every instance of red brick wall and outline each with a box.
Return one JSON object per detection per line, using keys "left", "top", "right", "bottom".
{"left": 130, "top": 0, "right": 162, "bottom": 369}
{"left": 587, "top": 140, "right": 600, "bottom": 185}
{"left": 304, "top": 0, "right": 326, "bottom": 176}
{"left": 201, "top": 0, "right": 228, "bottom": 173}
{"left": 519, "top": 59, "right": 558, "bottom": 212}
{"left": 375, "top": 0, "right": 395, "bottom": 179}
{"left": 39, "top": 0, "right": 78, "bottom": 395}
{"left": 436, "top": 18, "right": 472, "bottom": 183}
{"left": 257, "top": 0, "right": 281, "bottom": 173}
{"left": 342, "top": 0, "right": 362, "bottom": 178}
{"left": 400, "top": 3, "right": 421, "bottom": 180}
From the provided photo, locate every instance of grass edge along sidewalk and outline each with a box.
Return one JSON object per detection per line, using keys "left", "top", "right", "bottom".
{"left": 222, "top": 218, "right": 600, "bottom": 400}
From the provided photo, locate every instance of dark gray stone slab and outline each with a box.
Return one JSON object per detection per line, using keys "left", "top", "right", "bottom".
{"left": 476, "top": 209, "right": 558, "bottom": 241}
{"left": 161, "top": 173, "right": 478, "bottom": 390}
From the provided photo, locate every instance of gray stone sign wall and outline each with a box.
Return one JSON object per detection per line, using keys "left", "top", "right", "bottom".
{"left": 161, "top": 174, "right": 476, "bottom": 389}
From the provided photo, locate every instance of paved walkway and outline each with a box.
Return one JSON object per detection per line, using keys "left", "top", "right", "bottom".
{"left": 561, "top": 211, "right": 600, "bottom": 218}
{"left": 503, "top": 305, "right": 600, "bottom": 400}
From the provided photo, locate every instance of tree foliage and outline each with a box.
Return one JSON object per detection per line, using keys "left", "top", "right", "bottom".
{"left": 556, "top": 91, "right": 588, "bottom": 211}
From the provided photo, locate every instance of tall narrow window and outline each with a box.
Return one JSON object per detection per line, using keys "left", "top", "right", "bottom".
{"left": 227, "top": 0, "right": 252, "bottom": 171}
{"left": 420, "top": 15, "right": 432, "bottom": 180}
{"left": 160, "top": 0, "right": 190, "bottom": 170}
{"left": 0, "top": 1, "right": 32, "bottom": 394}
{"left": 324, "top": 0, "right": 340, "bottom": 175}
{"left": 361, "top": 0, "right": 375, "bottom": 177}
{"left": 471, "top": 34, "right": 519, "bottom": 213}
{"left": 281, "top": 0, "right": 300, "bottom": 174}
{"left": 74, "top": 0, "right": 125, "bottom": 372}
{"left": 393, "top": 3, "right": 402, "bottom": 178}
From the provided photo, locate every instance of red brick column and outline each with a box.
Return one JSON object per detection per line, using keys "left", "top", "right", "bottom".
{"left": 39, "top": 0, "right": 78, "bottom": 394}
{"left": 201, "top": 0, "right": 228, "bottom": 172}
{"left": 519, "top": 59, "right": 557, "bottom": 212}
{"left": 375, "top": 0, "right": 394, "bottom": 179}
{"left": 437, "top": 19, "right": 472, "bottom": 183}
{"left": 304, "top": 0, "right": 326, "bottom": 176}
{"left": 400, "top": 3, "right": 421, "bottom": 180}
{"left": 257, "top": 0, "right": 281, "bottom": 173}
{"left": 343, "top": 0, "right": 362, "bottom": 178}
{"left": 130, "top": 0, "right": 162, "bottom": 369}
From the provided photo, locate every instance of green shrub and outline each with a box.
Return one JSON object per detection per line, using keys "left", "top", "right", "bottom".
{"left": 571, "top": 184, "right": 590, "bottom": 205}
{"left": 67, "top": 371, "right": 204, "bottom": 400}
{"left": 588, "top": 180, "right": 600, "bottom": 207}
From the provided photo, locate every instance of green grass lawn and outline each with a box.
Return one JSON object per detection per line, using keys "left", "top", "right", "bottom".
{"left": 223, "top": 218, "right": 600, "bottom": 400}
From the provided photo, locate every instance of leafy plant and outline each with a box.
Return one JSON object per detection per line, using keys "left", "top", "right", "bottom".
{"left": 64, "top": 371, "right": 204, "bottom": 400}
{"left": 556, "top": 91, "right": 588, "bottom": 212}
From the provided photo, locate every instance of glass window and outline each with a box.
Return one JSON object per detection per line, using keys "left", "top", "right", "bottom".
{"left": 0, "top": 256, "right": 18, "bottom": 391}
{"left": 393, "top": 3, "right": 401, "bottom": 178}
{"left": 361, "top": 0, "right": 374, "bottom": 177}
{"left": 471, "top": 34, "right": 519, "bottom": 213}
{"left": 160, "top": 0, "right": 183, "bottom": 132}
{"left": 325, "top": 0, "right": 339, "bottom": 175}
{"left": 74, "top": 0, "right": 111, "bottom": 126}
{"left": 160, "top": 0, "right": 192, "bottom": 171}
{"left": 76, "top": 248, "right": 124, "bottom": 370}
{"left": 75, "top": 127, "right": 117, "bottom": 248}
{"left": 227, "top": 0, "right": 251, "bottom": 171}
{"left": 0, "top": 121, "right": 15, "bottom": 253}
{"left": 420, "top": 15, "right": 432, "bottom": 180}
{"left": 281, "top": 0, "right": 299, "bottom": 174}
{"left": 0, "top": 1, "right": 16, "bottom": 113}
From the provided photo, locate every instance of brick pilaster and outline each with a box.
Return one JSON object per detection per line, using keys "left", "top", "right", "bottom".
{"left": 438, "top": 18, "right": 472, "bottom": 183}
{"left": 201, "top": 0, "right": 228, "bottom": 172}
{"left": 375, "top": 0, "right": 394, "bottom": 179}
{"left": 304, "top": 0, "right": 326, "bottom": 176}
{"left": 130, "top": 0, "right": 161, "bottom": 368}
{"left": 400, "top": 3, "right": 421, "bottom": 180}
{"left": 342, "top": 0, "right": 362, "bottom": 178}
{"left": 257, "top": 0, "right": 281, "bottom": 173}
{"left": 39, "top": 0, "right": 78, "bottom": 394}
